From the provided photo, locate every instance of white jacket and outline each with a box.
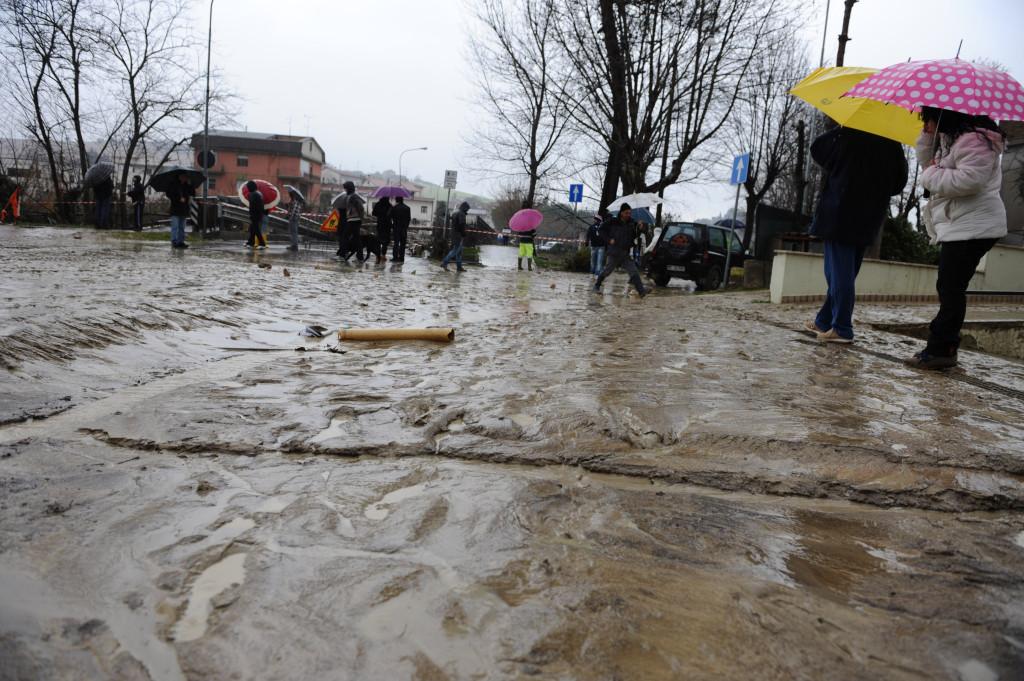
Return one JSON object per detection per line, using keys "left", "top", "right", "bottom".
{"left": 916, "top": 129, "right": 1006, "bottom": 244}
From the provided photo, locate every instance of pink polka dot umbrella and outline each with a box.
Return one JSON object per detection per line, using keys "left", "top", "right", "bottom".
{"left": 843, "top": 58, "right": 1024, "bottom": 121}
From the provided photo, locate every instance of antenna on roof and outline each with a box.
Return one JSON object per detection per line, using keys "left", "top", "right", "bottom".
{"left": 955, "top": 39, "right": 963, "bottom": 59}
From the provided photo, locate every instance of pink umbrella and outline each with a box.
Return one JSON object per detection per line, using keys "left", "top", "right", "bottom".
{"left": 509, "top": 208, "right": 543, "bottom": 233}
{"left": 844, "top": 58, "right": 1024, "bottom": 121}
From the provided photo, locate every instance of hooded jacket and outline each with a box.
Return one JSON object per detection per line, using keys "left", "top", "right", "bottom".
{"left": 333, "top": 190, "right": 365, "bottom": 223}
{"left": 390, "top": 200, "right": 411, "bottom": 231}
{"left": 916, "top": 129, "right": 1007, "bottom": 244}
{"left": 809, "top": 127, "right": 908, "bottom": 247}
{"left": 451, "top": 203, "right": 469, "bottom": 237}
{"left": 586, "top": 220, "right": 606, "bottom": 248}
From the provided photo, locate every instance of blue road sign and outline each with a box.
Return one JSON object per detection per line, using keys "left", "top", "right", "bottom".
{"left": 730, "top": 153, "right": 750, "bottom": 185}
{"left": 568, "top": 183, "right": 584, "bottom": 204}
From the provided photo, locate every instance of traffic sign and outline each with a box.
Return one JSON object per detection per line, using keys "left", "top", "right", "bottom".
{"left": 730, "top": 153, "right": 749, "bottom": 185}
{"left": 443, "top": 170, "right": 458, "bottom": 189}
{"left": 196, "top": 150, "right": 217, "bottom": 169}
{"left": 568, "top": 183, "right": 584, "bottom": 204}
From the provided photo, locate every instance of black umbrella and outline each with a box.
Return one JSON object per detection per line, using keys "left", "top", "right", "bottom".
{"left": 148, "top": 166, "right": 205, "bottom": 193}
{"left": 83, "top": 162, "right": 114, "bottom": 188}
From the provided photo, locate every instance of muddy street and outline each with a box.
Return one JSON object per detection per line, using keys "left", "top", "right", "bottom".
{"left": 1, "top": 227, "right": 1023, "bottom": 680}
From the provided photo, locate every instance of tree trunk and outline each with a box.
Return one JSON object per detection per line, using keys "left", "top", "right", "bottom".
{"left": 836, "top": 0, "right": 857, "bottom": 67}
{"left": 598, "top": 0, "right": 630, "bottom": 208}
{"left": 794, "top": 119, "right": 807, "bottom": 215}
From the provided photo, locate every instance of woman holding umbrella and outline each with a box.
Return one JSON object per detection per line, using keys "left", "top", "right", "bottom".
{"left": 907, "top": 107, "right": 1008, "bottom": 369}
{"left": 148, "top": 166, "right": 203, "bottom": 248}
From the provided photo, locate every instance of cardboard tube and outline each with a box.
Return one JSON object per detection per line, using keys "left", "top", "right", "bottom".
{"left": 338, "top": 327, "right": 455, "bottom": 342}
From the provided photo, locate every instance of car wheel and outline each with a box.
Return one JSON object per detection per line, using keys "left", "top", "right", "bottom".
{"left": 653, "top": 270, "right": 671, "bottom": 287}
{"left": 702, "top": 266, "right": 722, "bottom": 291}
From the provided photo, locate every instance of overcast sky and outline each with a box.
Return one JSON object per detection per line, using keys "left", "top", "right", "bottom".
{"left": 193, "top": 0, "right": 1024, "bottom": 219}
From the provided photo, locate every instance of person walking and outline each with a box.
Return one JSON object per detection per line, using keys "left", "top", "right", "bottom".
{"left": 594, "top": 204, "right": 648, "bottom": 297}
{"left": 517, "top": 228, "right": 536, "bottom": 271}
{"left": 94, "top": 175, "right": 114, "bottom": 229}
{"left": 244, "top": 180, "right": 268, "bottom": 249}
{"left": 442, "top": 201, "right": 469, "bottom": 272}
{"left": 128, "top": 175, "right": 145, "bottom": 231}
{"left": 372, "top": 196, "right": 392, "bottom": 264}
{"left": 164, "top": 172, "right": 194, "bottom": 248}
{"left": 804, "top": 126, "right": 907, "bottom": 343}
{"left": 390, "top": 195, "right": 411, "bottom": 262}
{"left": 587, "top": 211, "right": 607, "bottom": 276}
{"left": 286, "top": 189, "right": 304, "bottom": 252}
{"left": 334, "top": 180, "right": 365, "bottom": 261}
{"left": 904, "top": 108, "right": 1007, "bottom": 369}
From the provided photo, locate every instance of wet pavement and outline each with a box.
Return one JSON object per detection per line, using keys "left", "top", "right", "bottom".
{"left": 1, "top": 226, "right": 1023, "bottom": 680}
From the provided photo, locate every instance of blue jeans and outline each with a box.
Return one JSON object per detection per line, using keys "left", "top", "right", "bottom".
{"left": 590, "top": 246, "right": 606, "bottom": 275}
{"left": 442, "top": 237, "right": 464, "bottom": 268}
{"left": 95, "top": 197, "right": 112, "bottom": 228}
{"left": 170, "top": 215, "right": 187, "bottom": 245}
{"left": 815, "top": 240, "right": 866, "bottom": 339}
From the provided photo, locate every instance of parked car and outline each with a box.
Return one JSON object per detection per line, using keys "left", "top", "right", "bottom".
{"left": 644, "top": 222, "right": 745, "bottom": 290}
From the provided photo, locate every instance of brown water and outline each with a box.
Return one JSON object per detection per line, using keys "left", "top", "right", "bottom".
{"left": 1, "top": 227, "right": 1023, "bottom": 680}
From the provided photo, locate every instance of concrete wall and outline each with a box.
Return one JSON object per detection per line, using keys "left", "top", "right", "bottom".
{"left": 769, "top": 244, "right": 1024, "bottom": 304}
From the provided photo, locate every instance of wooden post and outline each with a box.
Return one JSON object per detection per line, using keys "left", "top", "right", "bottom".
{"left": 835, "top": 0, "right": 857, "bottom": 66}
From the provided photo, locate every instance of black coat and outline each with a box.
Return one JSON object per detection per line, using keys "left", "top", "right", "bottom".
{"left": 601, "top": 216, "right": 635, "bottom": 255}
{"left": 451, "top": 209, "right": 468, "bottom": 237}
{"left": 372, "top": 199, "right": 391, "bottom": 228}
{"left": 248, "top": 190, "right": 265, "bottom": 224}
{"left": 586, "top": 221, "right": 606, "bottom": 247}
{"left": 166, "top": 181, "right": 195, "bottom": 217}
{"left": 809, "top": 127, "right": 908, "bottom": 248}
{"left": 390, "top": 202, "right": 411, "bottom": 231}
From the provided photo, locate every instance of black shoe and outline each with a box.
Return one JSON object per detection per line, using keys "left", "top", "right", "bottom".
{"left": 442, "top": 264, "right": 450, "bottom": 271}
{"left": 904, "top": 350, "right": 958, "bottom": 370}
{"left": 456, "top": 266, "right": 467, "bottom": 273}
{"left": 180, "top": 242, "right": 189, "bottom": 249}
{"left": 638, "top": 288, "right": 648, "bottom": 298}
{"left": 593, "top": 283, "right": 602, "bottom": 293}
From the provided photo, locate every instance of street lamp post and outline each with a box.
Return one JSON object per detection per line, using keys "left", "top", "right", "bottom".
{"left": 201, "top": 0, "right": 214, "bottom": 233}
{"left": 398, "top": 146, "right": 427, "bottom": 189}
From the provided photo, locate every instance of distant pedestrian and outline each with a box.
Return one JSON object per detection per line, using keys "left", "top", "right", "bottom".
{"left": 905, "top": 108, "right": 1007, "bottom": 370}
{"left": 372, "top": 196, "right": 392, "bottom": 264}
{"left": 517, "top": 228, "right": 536, "bottom": 271}
{"left": 286, "top": 190, "right": 305, "bottom": 252}
{"left": 390, "top": 195, "right": 411, "bottom": 262}
{"left": 587, "top": 210, "right": 607, "bottom": 276}
{"left": 594, "top": 204, "right": 648, "bottom": 297}
{"left": 165, "top": 172, "right": 194, "bottom": 248}
{"left": 442, "top": 201, "right": 469, "bottom": 272}
{"left": 94, "top": 176, "right": 114, "bottom": 229}
{"left": 333, "top": 180, "right": 365, "bottom": 261}
{"left": 245, "top": 180, "right": 268, "bottom": 249}
{"left": 805, "top": 127, "right": 907, "bottom": 343}
{"left": 128, "top": 175, "right": 145, "bottom": 231}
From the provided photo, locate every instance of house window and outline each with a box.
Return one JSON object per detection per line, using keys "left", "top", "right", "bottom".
{"left": 237, "top": 155, "right": 249, "bottom": 167}
{"left": 420, "top": 205, "right": 428, "bottom": 214}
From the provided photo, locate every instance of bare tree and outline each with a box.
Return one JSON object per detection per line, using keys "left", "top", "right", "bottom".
{"left": 97, "top": 0, "right": 205, "bottom": 226}
{"left": 465, "top": 0, "right": 573, "bottom": 206}
{"left": 727, "top": 31, "right": 809, "bottom": 250}
{"left": 553, "top": 0, "right": 789, "bottom": 207}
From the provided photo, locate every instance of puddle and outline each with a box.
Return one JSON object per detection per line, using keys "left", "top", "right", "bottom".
{"left": 509, "top": 413, "right": 537, "bottom": 429}
{"left": 1015, "top": 531, "right": 1024, "bottom": 549}
{"left": 873, "top": 320, "right": 1024, "bottom": 361}
{"left": 255, "top": 496, "right": 291, "bottom": 513}
{"left": 172, "top": 553, "right": 248, "bottom": 642}
{"left": 364, "top": 483, "right": 429, "bottom": 521}
{"left": 956, "top": 659, "right": 998, "bottom": 681}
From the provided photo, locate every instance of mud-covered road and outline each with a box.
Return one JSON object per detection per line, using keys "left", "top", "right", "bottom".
{"left": 1, "top": 226, "right": 1023, "bottom": 680}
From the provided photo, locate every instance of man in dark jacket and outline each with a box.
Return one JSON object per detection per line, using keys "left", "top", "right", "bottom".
{"left": 245, "top": 180, "right": 267, "bottom": 249}
{"left": 165, "top": 173, "right": 194, "bottom": 248}
{"left": 442, "top": 201, "right": 470, "bottom": 272}
{"left": 390, "top": 196, "right": 411, "bottom": 262}
{"left": 807, "top": 127, "right": 908, "bottom": 343}
{"left": 94, "top": 176, "right": 114, "bottom": 229}
{"left": 586, "top": 211, "right": 607, "bottom": 276}
{"left": 334, "top": 180, "right": 365, "bottom": 261}
{"left": 371, "top": 196, "right": 392, "bottom": 264}
{"left": 128, "top": 175, "right": 145, "bottom": 231}
{"left": 594, "top": 203, "right": 648, "bottom": 297}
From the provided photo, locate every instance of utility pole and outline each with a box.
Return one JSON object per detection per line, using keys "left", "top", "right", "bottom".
{"left": 201, "top": 0, "right": 214, "bottom": 234}
{"left": 835, "top": 0, "right": 857, "bottom": 67}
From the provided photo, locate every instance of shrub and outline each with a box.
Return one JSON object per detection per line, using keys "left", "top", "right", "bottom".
{"left": 880, "top": 216, "right": 939, "bottom": 265}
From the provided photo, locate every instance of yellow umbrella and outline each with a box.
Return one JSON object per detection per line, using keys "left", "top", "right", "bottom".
{"left": 790, "top": 66, "right": 922, "bottom": 146}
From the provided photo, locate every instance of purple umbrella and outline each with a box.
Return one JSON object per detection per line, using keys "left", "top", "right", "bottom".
{"left": 371, "top": 185, "right": 413, "bottom": 199}
{"left": 509, "top": 208, "right": 543, "bottom": 233}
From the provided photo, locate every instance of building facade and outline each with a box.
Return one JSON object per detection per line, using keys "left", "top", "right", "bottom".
{"left": 190, "top": 131, "right": 325, "bottom": 204}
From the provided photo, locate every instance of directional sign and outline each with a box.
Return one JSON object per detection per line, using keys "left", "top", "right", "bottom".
{"left": 443, "top": 170, "right": 458, "bottom": 190}
{"left": 730, "top": 153, "right": 750, "bottom": 185}
{"left": 568, "top": 183, "right": 584, "bottom": 204}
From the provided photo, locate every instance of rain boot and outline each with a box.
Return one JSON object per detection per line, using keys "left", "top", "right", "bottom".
{"left": 517, "top": 259, "right": 523, "bottom": 271}
{"left": 527, "top": 259, "right": 533, "bottom": 271}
